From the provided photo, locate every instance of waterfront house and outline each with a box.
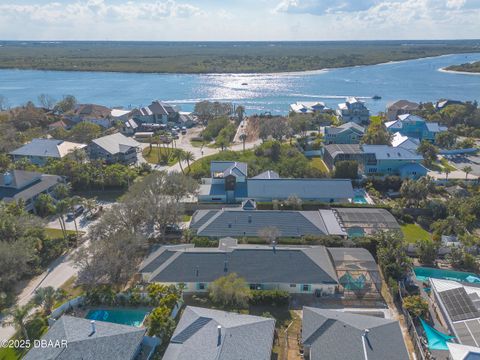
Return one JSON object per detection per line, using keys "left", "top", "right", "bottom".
{"left": 386, "top": 99, "right": 420, "bottom": 121}
{"left": 88, "top": 133, "right": 140, "bottom": 165}
{"left": 120, "top": 118, "right": 139, "bottom": 136}
{"left": 324, "top": 122, "right": 365, "bottom": 144}
{"left": 163, "top": 306, "right": 275, "bottom": 360}
{"left": 435, "top": 99, "right": 464, "bottom": 111}
{"left": 0, "top": 170, "right": 63, "bottom": 213}
{"left": 67, "top": 103, "right": 114, "bottom": 128}
{"left": 302, "top": 307, "right": 409, "bottom": 360}
{"left": 336, "top": 97, "right": 370, "bottom": 125}
{"left": 132, "top": 100, "right": 179, "bottom": 124}
{"left": 385, "top": 114, "right": 447, "bottom": 142}
{"left": 139, "top": 241, "right": 340, "bottom": 295}
{"left": 9, "top": 138, "right": 87, "bottom": 166}
{"left": 198, "top": 161, "right": 354, "bottom": 204}
{"left": 23, "top": 315, "right": 152, "bottom": 360}
{"left": 290, "top": 101, "right": 329, "bottom": 114}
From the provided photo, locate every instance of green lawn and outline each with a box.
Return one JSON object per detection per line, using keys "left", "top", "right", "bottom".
{"left": 401, "top": 224, "right": 431, "bottom": 244}
{"left": 309, "top": 157, "right": 329, "bottom": 174}
{"left": 44, "top": 228, "right": 82, "bottom": 239}
{"left": 142, "top": 147, "right": 183, "bottom": 166}
{"left": 190, "top": 140, "right": 205, "bottom": 148}
{"left": 0, "top": 347, "right": 21, "bottom": 360}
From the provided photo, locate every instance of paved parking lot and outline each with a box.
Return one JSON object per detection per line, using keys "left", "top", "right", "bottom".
{"left": 447, "top": 153, "right": 480, "bottom": 176}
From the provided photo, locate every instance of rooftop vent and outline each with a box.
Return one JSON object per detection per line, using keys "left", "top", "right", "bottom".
{"left": 89, "top": 320, "right": 96, "bottom": 336}
{"left": 3, "top": 171, "right": 13, "bottom": 186}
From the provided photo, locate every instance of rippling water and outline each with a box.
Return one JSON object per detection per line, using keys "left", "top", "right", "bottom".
{"left": 1, "top": 53, "right": 479, "bottom": 114}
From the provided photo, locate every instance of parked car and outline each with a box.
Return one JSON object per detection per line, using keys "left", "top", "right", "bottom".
{"left": 66, "top": 205, "right": 84, "bottom": 221}
{"left": 165, "top": 224, "right": 182, "bottom": 234}
{"left": 181, "top": 127, "right": 187, "bottom": 135}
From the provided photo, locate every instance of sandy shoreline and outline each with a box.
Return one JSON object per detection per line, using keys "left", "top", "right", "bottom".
{"left": 438, "top": 67, "right": 480, "bottom": 76}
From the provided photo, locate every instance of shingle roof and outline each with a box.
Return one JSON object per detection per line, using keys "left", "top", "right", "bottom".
{"left": 9, "top": 139, "right": 86, "bottom": 158}
{"left": 140, "top": 244, "right": 339, "bottom": 284}
{"left": 302, "top": 307, "right": 409, "bottom": 360}
{"left": 23, "top": 315, "right": 145, "bottom": 360}
{"left": 140, "top": 101, "right": 177, "bottom": 116}
{"left": 91, "top": 133, "right": 140, "bottom": 155}
{"left": 163, "top": 306, "right": 275, "bottom": 360}
{"left": 190, "top": 208, "right": 346, "bottom": 238}
{"left": 0, "top": 171, "right": 62, "bottom": 203}
{"left": 247, "top": 179, "right": 354, "bottom": 200}
{"left": 387, "top": 100, "right": 420, "bottom": 111}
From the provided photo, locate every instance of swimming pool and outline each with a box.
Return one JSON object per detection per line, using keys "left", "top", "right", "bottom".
{"left": 85, "top": 308, "right": 149, "bottom": 327}
{"left": 353, "top": 195, "right": 368, "bottom": 204}
{"left": 414, "top": 266, "right": 480, "bottom": 283}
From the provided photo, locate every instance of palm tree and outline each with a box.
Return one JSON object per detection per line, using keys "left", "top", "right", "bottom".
{"left": 235, "top": 105, "right": 245, "bottom": 124}
{"left": 67, "top": 195, "right": 84, "bottom": 243}
{"left": 184, "top": 151, "right": 195, "bottom": 172}
{"left": 175, "top": 150, "right": 185, "bottom": 174}
{"left": 3, "top": 303, "right": 33, "bottom": 340}
{"left": 463, "top": 165, "right": 473, "bottom": 180}
{"left": 33, "top": 287, "right": 66, "bottom": 315}
{"left": 55, "top": 199, "right": 70, "bottom": 241}
{"left": 239, "top": 133, "right": 247, "bottom": 152}
{"left": 444, "top": 167, "right": 451, "bottom": 181}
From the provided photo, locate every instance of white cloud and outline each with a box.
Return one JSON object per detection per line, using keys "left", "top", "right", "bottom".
{"left": 0, "top": 0, "right": 202, "bottom": 25}
{"left": 275, "top": 0, "right": 378, "bottom": 15}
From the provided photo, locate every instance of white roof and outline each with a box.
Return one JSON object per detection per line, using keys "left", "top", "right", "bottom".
{"left": 92, "top": 133, "right": 140, "bottom": 155}
{"left": 431, "top": 278, "right": 480, "bottom": 297}
{"left": 391, "top": 132, "right": 420, "bottom": 150}
{"left": 448, "top": 342, "right": 480, "bottom": 360}
{"left": 10, "top": 138, "right": 86, "bottom": 158}
{"left": 111, "top": 109, "right": 131, "bottom": 117}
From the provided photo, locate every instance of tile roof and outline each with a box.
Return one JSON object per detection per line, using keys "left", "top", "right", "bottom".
{"left": 91, "top": 133, "right": 140, "bottom": 155}
{"left": 163, "top": 306, "right": 275, "bottom": 360}
{"left": 302, "top": 307, "right": 409, "bottom": 360}
{"left": 190, "top": 208, "right": 346, "bottom": 238}
{"left": 24, "top": 315, "right": 145, "bottom": 360}
{"left": 140, "top": 244, "right": 339, "bottom": 284}
{"left": 10, "top": 139, "right": 86, "bottom": 158}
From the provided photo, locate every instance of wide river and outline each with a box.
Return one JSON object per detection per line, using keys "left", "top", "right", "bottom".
{"left": 1, "top": 53, "right": 480, "bottom": 115}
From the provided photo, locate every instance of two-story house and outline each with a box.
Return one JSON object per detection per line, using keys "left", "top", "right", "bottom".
{"left": 324, "top": 122, "right": 365, "bottom": 144}
{"left": 385, "top": 114, "right": 447, "bottom": 142}
{"left": 336, "top": 97, "right": 370, "bottom": 125}
{"left": 88, "top": 133, "right": 140, "bottom": 165}
{"left": 131, "top": 100, "right": 179, "bottom": 124}
{"left": 386, "top": 100, "right": 420, "bottom": 121}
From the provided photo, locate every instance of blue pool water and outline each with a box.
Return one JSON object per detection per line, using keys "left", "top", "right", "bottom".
{"left": 1, "top": 53, "right": 479, "bottom": 114}
{"left": 353, "top": 195, "right": 368, "bottom": 204}
{"left": 85, "top": 308, "right": 149, "bottom": 327}
{"left": 414, "top": 266, "right": 480, "bottom": 283}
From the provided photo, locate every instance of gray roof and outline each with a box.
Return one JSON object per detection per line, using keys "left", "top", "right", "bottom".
{"left": 387, "top": 100, "right": 420, "bottom": 111}
{"left": 0, "top": 171, "right": 62, "bottom": 203}
{"left": 426, "top": 122, "right": 448, "bottom": 133}
{"left": 163, "top": 306, "right": 275, "bottom": 360}
{"left": 190, "top": 208, "right": 346, "bottom": 238}
{"left": 24, "top": 315, "right": 145, "bottom": 360}
{"left": 328, "top": 247, "right": 379, "bottom": 271}
{"left": 139, "top": 244, "right": 339, "bottom": 284}
{"left": 326, "top": 122, "right": 365, "bottom": 135}
{"left": 251, "top": 170, "right": 280, "bottom": 179}
{"left": 362, "top": 145, "right": 423, "bottom": 160}
{"left": 324, "top": 144, "right": 363, "bottom": 157}
{"left": 302, "top": 307, "right": 409, "bottom": 360}
{"left": 334, "top": 207, "right": 400, "bottom": 230}
{"left": 139, "top": 100, "right": 177, "bottom": 116}
{"left": 91, "top": 133, "right": 140, "bottom": 155}
{"left": 9, "top": 138, "right": 86, "bottom": 158}
{"left": 247, "top": 179, "right": 354, "bottom": 200}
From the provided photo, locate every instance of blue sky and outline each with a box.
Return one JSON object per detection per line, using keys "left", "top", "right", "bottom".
{"left": 0, "top": 0, "right": 479, "bottom": 40}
